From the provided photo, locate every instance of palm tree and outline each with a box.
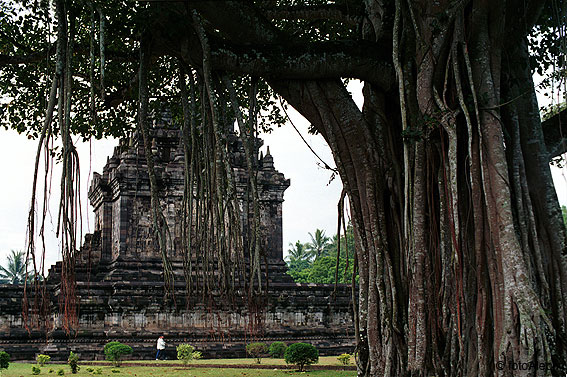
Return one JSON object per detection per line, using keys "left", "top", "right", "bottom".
{"left": 286, "top": 241, "right": 311, "bottom": 263}
{"left": 0, "top": 250, "right": 28, "bottom": 284}
{"left": 306, "top": 229, "right": 331, "bottom": 259}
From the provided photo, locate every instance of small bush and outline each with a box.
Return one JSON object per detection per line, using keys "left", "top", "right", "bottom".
{"left": 246, "top": 342, "right": 268, "bottom": 364}
{"left": 111, "top": 369, "right": 120, "bottom": 373}
{"left": 103, "top": 342, "right": 122, "bottom": 354}
{"left": 49, "top": 369, "right": 54, "bottom": 373}
{"left": 85, "top": 367, "right": 94, "bottom": 373}
{"left": 176, "top": 344, "right": 202, "bottom": 365}
{"left": 68, "top": 352, "right": 79, "bottom": 374}
{"left": 36, "top": 354, "right": 51, "bottom": 367}
{"left": 57, "top": 368, "right": 64, "bottom": 376}
{"left": 0, "top": 351, "right": 9, "bottom": 370}
{"left": 284, "top": 343, "right": 319, "bottom": 372}
{"left": 93, "top": 367, "right": 103, "bottom": 375}
{"left": 337, "top": 353, "right": 351, "bottom": 366}
{"left": 32, "top": 365, "right": 41, "bottom": 375}
{"left": 268, "top": 342, "right": 287, "bottom": 358}
{"left": 104, "top": 342, "right": 132, "bottom": 367}
{"left": 176, "top": 344, "right": 194, "bottom": 365}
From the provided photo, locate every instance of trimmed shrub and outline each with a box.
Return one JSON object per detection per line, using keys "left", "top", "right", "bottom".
{"left": 284, "top": 343, "right": 319, "bottom": 372}
{"left": 93, "top": 367, "right": 103, "bottom": 375}
{"left": 176, "top": 344, "right": 202, "bottom": 365}
{"left": 68, "top": 352, "right": 79, "bottom": 374}
{"left": 56, "top": 369, "right": 64, "bottom": 376}
{"left": 103, "top": 342, "right": 122, "bottom": 354}
{"left": 32, "top": 366, "right": 41, "bottom": 375}
{"left": 48, "top": 369, "right": 54, "bottom": 373}
{"left": 111, "top": 369, "right": 120, "bottom": 373}
{"left": 337, "top": 353, "right": 351, "bottom": 366}
{"left": 36, "top": 354, "right": 51, "bottom": 367}
{"left": 104, "top": 342, "right": 132, "bottom": 367}
{"left": 192, "top": 351, "right": 202, "bottom": 360}
{"left": 268, "top": 342, "right": 287, "bottom": 358}
{"left": 0, "top": 351, "right": 9, "bottom": 370}
{"left": 246, "top": 342, "right": 268, "bottom": 364}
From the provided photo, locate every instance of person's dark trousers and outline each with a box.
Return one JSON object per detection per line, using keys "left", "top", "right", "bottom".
{"left": 155, "top": 349, "right": 163, "bottom": 360}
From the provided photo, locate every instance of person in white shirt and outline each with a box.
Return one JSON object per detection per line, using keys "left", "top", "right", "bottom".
{"left": 156, "top": 336, "right": 166, "bottom": 360}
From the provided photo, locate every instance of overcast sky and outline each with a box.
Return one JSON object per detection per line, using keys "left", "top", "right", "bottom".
{"left": 0, "top": 81, "right": 565, "bottom": 271}
{"left": 0, "top": 85, "right": 355, "bottom": 270}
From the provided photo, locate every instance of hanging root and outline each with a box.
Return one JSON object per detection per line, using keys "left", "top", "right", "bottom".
{"left": 178, "top": 64, "right": 195, "bottom": 300}
{"left": 192, "top": 11, "right": 242, "bottom": 295}
{"left": 138, "top": 36, "right": 175, "bottom": 296}
{"left": 221, "top": 75, "right": 263, "bottom": 294}
{"left": 97, "top": 5, "right": 105, "bottom": 102}
{"left": 24, "top": 0, "right": 82, "bottom": 334}
{"left": 392, "top": 0, "right": 412, "bottom": 256}
{"left": 334, "top": 188, "right": 347, "bottom": 294}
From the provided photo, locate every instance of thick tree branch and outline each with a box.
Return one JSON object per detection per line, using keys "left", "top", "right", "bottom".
{"left": 208, "top": 40, "right": 394, "bottom": 89}
{"left": 148, "top": 2, "right": 393, "bottom": 88}
{"left": 261, "top": 4, "right": 363, "bottom": 26}
{"left": 0, "top": 44, "right": 56, "bottom": 66}
{"left": 146, "top": 7, "right": 395, "bottom": 91}
{"left": 0, "top": 42, "right": 135, "bottom": 68}
{"left": 189, "top": 0, "right": 285, "bottom": 45}
{"left": 0, "top": 30, "right": 36, "bottom": 53}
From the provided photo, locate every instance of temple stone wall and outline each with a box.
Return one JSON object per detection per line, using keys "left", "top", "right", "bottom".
{"left": 0, "top": 120, "right": 354, "bottom": 360}
{"left": 0, "top": 281, "right": 353, "bottom": 360}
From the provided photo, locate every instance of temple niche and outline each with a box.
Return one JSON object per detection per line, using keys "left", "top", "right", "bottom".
{"left": 0, "top": 116, "right": 354, "bottom": 360}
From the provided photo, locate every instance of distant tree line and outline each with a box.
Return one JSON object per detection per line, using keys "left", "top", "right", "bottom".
{"left": 285, "top": 226, "right": 356, "bottom": 284}
{"left": 0, "top": 250, "right": 40, "bottom": 285}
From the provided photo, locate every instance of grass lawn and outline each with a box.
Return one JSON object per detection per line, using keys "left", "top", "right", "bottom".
{"left": 1, "top": 357, "right": 356, "bottom": 377}
{"left": 1, "top": 362, "right": 356, "bottom": 377}
{"left": 116, "top": 356, "right": 351, "bottom": 366}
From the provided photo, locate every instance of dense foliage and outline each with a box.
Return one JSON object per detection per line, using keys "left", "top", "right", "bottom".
{"left": 268, "top": 342, "right": 287, "bottom": 358}
{"left": 67, "top": 352, "right": 79, "bottom": 374}
{"left": 104, "top": 342, "right": 132, "bottom": 367}
{"left": 286, "top": 226, "right": 355, "bottom": 284}
{"left": 0, "top": 250, "right": 29, "bottom": 284}
{"left": 103, "top": 342, "right": 122, "bottom": 355}
{"left": 36, "top": 354, "right": 51, "bottom": 367}
{"left": 337, "top": 353, "right": 351, "bottom": 366}
{"left": 0, "top": 351, "right": 9, "bottom": 370}
{"left": 284, "top": 343, "right": 319, "bottom": 372}
{"left": 246, "top": 342, "right": 268, "bottom": 364}
{"left": 176, "top": 344, "right": 201, "bottom": 365}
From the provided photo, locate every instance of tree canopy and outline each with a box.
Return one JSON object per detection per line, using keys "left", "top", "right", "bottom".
{"left": 286, "top": 226, "right": 356, "bottom": 284}
{"left": 1, "top": 0, "right": 567, "bottom": 376}
{"left": 0, "top": 250, "right": 29, "bottom": 284}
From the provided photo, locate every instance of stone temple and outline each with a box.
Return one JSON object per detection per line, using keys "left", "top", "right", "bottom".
{"left": 0, "top": 117, "right": 354, "bottom": 360}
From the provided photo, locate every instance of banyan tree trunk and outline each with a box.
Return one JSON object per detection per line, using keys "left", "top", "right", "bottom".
{"left": 270, "top": 6, "right": 567, "bottom": 372}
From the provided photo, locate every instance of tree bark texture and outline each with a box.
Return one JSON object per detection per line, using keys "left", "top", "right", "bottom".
{"left": 265, "top": 2, "right": 567, "bottom": 375}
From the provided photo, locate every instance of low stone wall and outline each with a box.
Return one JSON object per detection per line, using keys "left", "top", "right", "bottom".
{"left": 0, "top": 282, "right": 354, "bottom": 361}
